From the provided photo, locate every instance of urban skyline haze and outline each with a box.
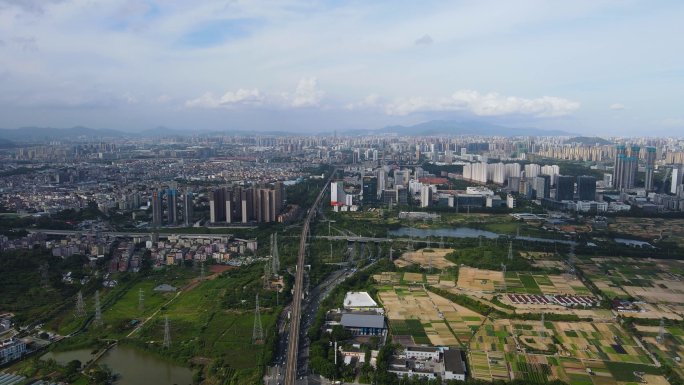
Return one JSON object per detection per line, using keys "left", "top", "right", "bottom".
{"left": 0, "top": 0, "right": 683, "bottom": 135}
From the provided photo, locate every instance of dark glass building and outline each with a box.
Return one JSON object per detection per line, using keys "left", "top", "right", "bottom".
{"left": 556, "top": 176, "right": 575, "bottom": 201}
{"left": 577, "top": 176, "right": 597, "bottom": 201}
{"left": 362, "top": 176, "right": 378, "bottom": 205}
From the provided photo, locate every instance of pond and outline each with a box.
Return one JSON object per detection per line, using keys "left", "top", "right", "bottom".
{"left": 42, "top": 345, "right": 194, "bottom": 385}
{"left": 614, "top": 238, "right": 653, "bottom": 247}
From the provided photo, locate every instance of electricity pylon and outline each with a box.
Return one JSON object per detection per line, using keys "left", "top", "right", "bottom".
{"left": 200, "top": 262, "right": 205, "bottom": 281}
{"left": 252, "top": 295, "right": 263, "bottom": 343}
{"left": 94, "top": 290, "right": 102, "bottom": 327}
{"left": 40, "top": 263, "right": 49, "bottom": 287}
{"left": 658, "top": 317, "right": 665, "bottom": 344}
{"left": 75, "top": 291, "right": 86, "bottom": 317}
{"left": 565, "top": 244, "right": 576, "bottom": 281}
{"left": 508, "top": 242, "right": 514, "bottom": 261}
{"left": 540, "top": 311, "right": 546, "bottom": 342}
{"left": 163, "top": 316, "right": 171, "bottom": 348}
{"left": 138, "top": 288, "right": 145, "bottom": 310}
{"left": 501, "top": 263, "right": 507, "bottom": 293}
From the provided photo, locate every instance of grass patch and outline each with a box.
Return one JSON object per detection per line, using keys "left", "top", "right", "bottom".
{"left": 604, "top": 362, "right": 660, "bottom": 382}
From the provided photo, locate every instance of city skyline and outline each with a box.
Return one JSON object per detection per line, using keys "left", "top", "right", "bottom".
{"left": 1, "top": 1, "right": 683, "bottom": 135}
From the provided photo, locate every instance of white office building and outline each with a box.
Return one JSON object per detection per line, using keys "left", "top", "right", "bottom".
{"left": 505, "top": 163, "right": 521, "bottom": 181}
{"left": 524, "top": 164, "right": 541, "bottom": 179}
{"left": 463, "top": 162, "right": 488, "bottom": 184}
{"left": 488, "top": 162, "right": 506, "bottom": 184}
{"left": 672, "top": 165, "right": 684, "bottom": 195}
{"left": 420, "top": 185, "right": 433, "bottom": 207}
{"left": 541, "top": 165, "right": 560, "bottom": 186}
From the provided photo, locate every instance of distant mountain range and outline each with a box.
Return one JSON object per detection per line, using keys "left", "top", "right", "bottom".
{"left": 563, "top": 136, "right": 612, "bottom": 146}
{"left": 0, "top": 120, "right": 575, "bottom": 141}
{"left": 345, "top": 120, "right": 575, "bottom": 136}
{"left": 0, "top": 126, "right": 299, "bottom": 141}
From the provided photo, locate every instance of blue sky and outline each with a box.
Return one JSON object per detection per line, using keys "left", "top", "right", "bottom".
{"left": 0, "top": 0, "right": 683, "bottom": 135}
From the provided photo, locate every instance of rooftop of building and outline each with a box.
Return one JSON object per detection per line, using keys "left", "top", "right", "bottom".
{"left": 343, "top": 292, "right": 378, "bottom": 308}
{"left": 443, "top": 349, "right": 464, "bottom": 374}
{"left": 340, "top": 314, "right": 386, "bottom": 329}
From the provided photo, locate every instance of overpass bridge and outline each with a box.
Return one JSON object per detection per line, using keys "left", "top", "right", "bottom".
{"left": 26, "top": 229, "right": 230, "bottom": 241}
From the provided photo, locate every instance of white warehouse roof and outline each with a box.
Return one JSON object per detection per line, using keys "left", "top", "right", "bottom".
{"left": 344, "top": 292, "right": 378, "bottom": 308}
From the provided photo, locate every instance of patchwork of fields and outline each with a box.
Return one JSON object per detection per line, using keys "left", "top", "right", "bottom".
{"left": 378, "top": 284, "right": 483, "bottom": 346}
{"left": 504, "top": 271, "right": 593, "bottom": 296}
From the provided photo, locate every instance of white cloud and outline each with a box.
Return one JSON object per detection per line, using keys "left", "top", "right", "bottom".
{"left": 185, "top": 88, "right": 269, "bottom": 108}
{"left": 610, "top": 103, "right": 629, "bottom": 110}
{"left": 123, "top": 92, "right": 137, "bottom": 103}
{"left": 292, "top": 78, "right": 325, "bottom": 107}
{"left": 185, "top": 88, "right": 262, "bottom": 108}
{"left": 385, "top": 90, "right": 580, "bottom": 117}
{"left": 414, "top": 35, "right": 433, "bottom": 45}
{"left": 346, "top": 93, "right": 380, "bottom": 110}
{"left": 156, "top": 94, "right": 172, "bottom": 103}
{"left": 658, "top": 118, "right": 684, "bottom": 127}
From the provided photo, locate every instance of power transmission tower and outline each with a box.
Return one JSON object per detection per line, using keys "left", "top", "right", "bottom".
{"left": 200, "top": 262, "right": 205, "bottom": 281}
{"left": 138, "top": 288, "right": 145, "bottom": 310}
{"left": 40, "top": 263, "right": 49, "bottom": 287}
{"left": 439, "top": 233, "right": 444, "bottom": 249}
{"left": 94, "top": 290, "right": 103, "bottom": 327}
{"left": 388, "top": 199, "right": 393, "bottom": 211}
{"left": 479, "top": 236, "right": 482, "bottom": 248}
{"left": 426, "top": 236, "right": 431, "bottom": 249}
{"left": 516, "top": 226, "right": 520, "bottom": 238}
{"left": 75, "top": 290, "right": 86, "bottom": 317}
{"left": 508, "top": 242, "right": 514, "bottom": 261}
{"left": 658, "top": 317, "right": 665, "bottom": 344}
{"left": 389, "top": 247, "right": 393, "bottom": 261}
{"left": 271, "top": 233, "right": 280, "bottom": 277}
{"left": 501, "top": 263, "right": 507, "bottom": 293}
{"left": 252, "top": 295, "right": 264, "bottom": 343}
{"left": 565, "top": 244, "right": 576, "bottom": 281}
{"left": 540, "top": 311, "right": 546, "bottom": 342}
{"left": 330, "top": 243, "right": 333, "bottom": 263}
{"left": 429, "top": 256, "right": 433, "bottom": 274}
{"left": 163, "top": 316, "right": 171, "bottom": 348}
{"left": 193, "top": 258, "right": 198, "bottom": 273}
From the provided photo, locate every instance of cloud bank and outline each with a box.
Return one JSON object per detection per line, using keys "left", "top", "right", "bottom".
{"left": 385, "top": 90, "right": 580, "bottom": 117}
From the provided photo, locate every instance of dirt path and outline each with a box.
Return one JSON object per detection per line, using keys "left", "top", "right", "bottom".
{"left": 126, "top": 291, "right": 181, "bottom": 338}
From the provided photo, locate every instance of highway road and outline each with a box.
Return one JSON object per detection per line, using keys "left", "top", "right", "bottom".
{"left": 284, "top": 169, "right": 336, "bottom": 385}
{"left": 26, "top": 229, "right": 230, "bottom": 240}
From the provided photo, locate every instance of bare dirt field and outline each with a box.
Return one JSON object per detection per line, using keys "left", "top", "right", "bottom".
{"left": 457, "top": 266, "right": 503, "bottom": 292}
{"left": 394, "top": 248, "right": 456, "bottom": 270}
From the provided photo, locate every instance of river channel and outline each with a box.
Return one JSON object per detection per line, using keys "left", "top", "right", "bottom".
{"left": 388, "top": 227, "right": 577, "bottom": 244}
{"left": 388, "top": 227, "right": 649, "bottom": 247}
{"left": 42, "top": 345, "right": 194, "bottom": 385}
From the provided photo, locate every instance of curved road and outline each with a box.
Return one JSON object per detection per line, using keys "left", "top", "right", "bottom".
{"left": 284, "top": 169, "right": 336, "bottom": 385}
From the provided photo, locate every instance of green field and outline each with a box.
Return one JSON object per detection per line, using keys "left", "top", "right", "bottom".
{"left": 604, "top": 361, "right": 660, "bottom": 382}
